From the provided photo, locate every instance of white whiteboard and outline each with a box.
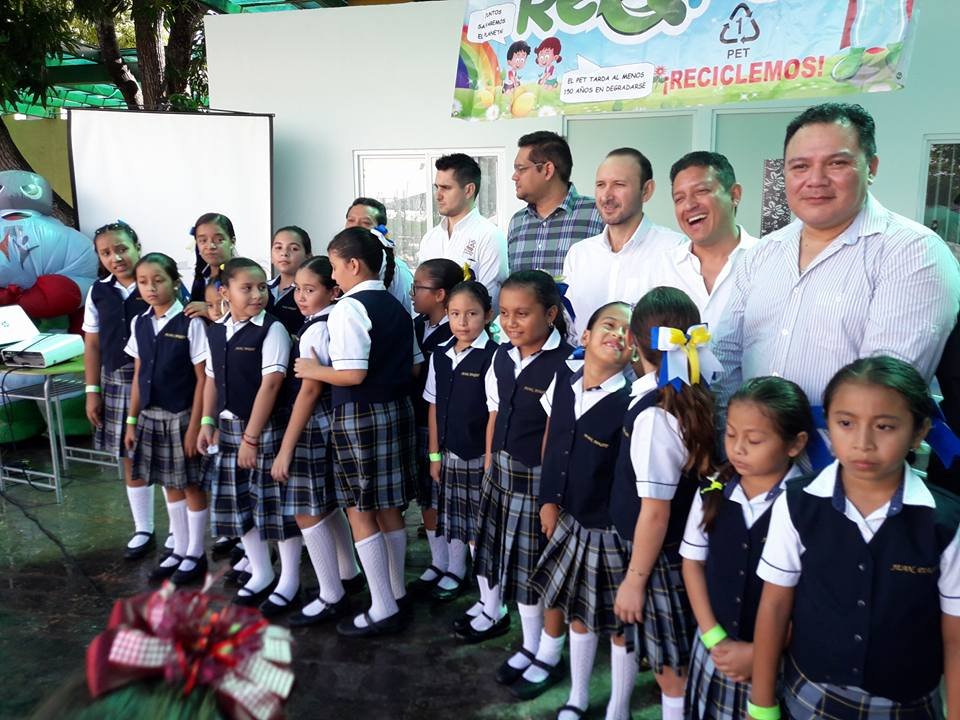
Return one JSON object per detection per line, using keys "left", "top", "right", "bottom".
{"left": 69, "top": 109, "right": 273, "bottom": 286}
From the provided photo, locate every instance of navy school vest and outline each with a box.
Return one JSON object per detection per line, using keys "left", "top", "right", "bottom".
{"left": 539, "top": 365, "right": 631, "bottom": 529}
{"left": 266, "top": 283, "right": 305, "bottom": 337}
{"left": 490, "top": 340, "right": 574, "bottom": 468}
{"left": 330, "top": 289, "right": 413, "bottom": 408}
{"left": 412, "top": 316, "right": 453, "bottom": 426}
{"left": 134, "top": 312, "right": 197, "bottom": 413}
{"left": 207, "top": 313, "right": 279, "bottom": 422}
{"left": 281, "top": 313, "right": 331, "bottom": 412}
{"left": 609, "top": 388, "right": 698, "bottom": 545}
{"left": 434, "top": 339, "right": 496, "bottom": 460}
{"left": 89, "top": 278, "right": 148, "bottom": 372}
{"left": 787, "top": 475, "right": 960, "bottom": 701}
{"left": 703, "top": 477, "right": 781, "bottom": 642}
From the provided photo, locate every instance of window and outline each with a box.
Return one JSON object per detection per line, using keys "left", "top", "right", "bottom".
{"left": 923, "top": 140, "right": 960, "bottom": 256}
{"left": 354, "top": 149, "right": 505, "bottom": 268}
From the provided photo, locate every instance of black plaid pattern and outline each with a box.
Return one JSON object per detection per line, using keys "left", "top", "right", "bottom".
{"left": 415, "top": 425, "right": 437, "bottom": 510}
{"left": 473, "top": 450, "right": 544, "bottom": 605}
{"left": 209, "top": 417, "right": 255, "bottom": 537}
{"left": 282, "top": 404, "right": 338, "bottom": 517}
{"left": 783, "top": 655, "right": 942, "bottom": 720}
{"left": 436, "top": 453, "right": 484, "bottom": 544}
{"left": 250, "top": 420, "right": 299, "bottom": 541}
{"left": 132, "top": 407, "right": 203, "bottom": 490}
{"left": 529, "top": 511, "right": 627, "bottom": 635}
{"left": 685, "top": 634, "right": 752, "bottom": 720}
{"left": 332, "top": 398, "right": 415, "bottom": 512}
{"left": 94, "top": 365, "right": 133, "bottom": 459}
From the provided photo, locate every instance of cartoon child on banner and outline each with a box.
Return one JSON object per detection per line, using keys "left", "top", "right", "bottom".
{"left": 536, "top": 37, "right": 562, "bottom": 87}
{"left": 0, "top": 170, "right": 98, "bottom": 441}
{"left": 502, "top": 40, "right": 531, "bottom": 93}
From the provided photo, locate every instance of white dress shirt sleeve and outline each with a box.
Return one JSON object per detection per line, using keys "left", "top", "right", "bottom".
{"left": 940, "top": 526, "right": 960, "bottom": 616}
{"left": 540, "top": 375, "right": 558, "bottom": 417}
{"left": 261, "top": 321, "right": 291, "bottom": 375}
{"left": 756, "top": 492, "right": 805, "bottom": 587}
{"left": 630, "top": 407, "right": 688, "bottom": 501}
{"left": 485, "top": 352, "right": 500, "bottom": 412}
{"left": 711, "top": 245, "right": 751, "bottom": 409}
{"left": 81, "top": 286, "right": 100, "bottom": 333}
{"left": 123, "top": 316, "right": 139, "bottom": 359}
{"left": 423, "top": 354, "right": 439, "bottom": 404}
{"left": 679, "top": 491, "right": 709, "bottom": 561}
{"left": 328, "top": 298, "right": 372, "bottom": 371}
{"left": 188, "top": 317, "right": 209, "bottom": 365}
{"left": 475, "top": 225, "right": 509, "bottom": 303}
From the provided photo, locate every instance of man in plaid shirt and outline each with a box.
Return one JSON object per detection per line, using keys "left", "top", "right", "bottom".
{"left": 507, "top": 131, "right": 603, "bottom": 277}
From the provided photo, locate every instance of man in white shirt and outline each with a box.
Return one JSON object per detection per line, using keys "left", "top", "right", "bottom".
{"left": 641, "top": 151, "right": 757, "bottom": 329}
{"left": 713, "top": 102, "right": 960, "bottom": 407}
{"left": 417, "top": 153, "right": 508, "bottom": 305}
{"left": 562, "top": 148, "right": 684, "bottom": 336}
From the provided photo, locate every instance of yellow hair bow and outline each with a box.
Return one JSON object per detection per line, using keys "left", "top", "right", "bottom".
{"left": 651, "top": 324, "right": 722, "bottom": 389}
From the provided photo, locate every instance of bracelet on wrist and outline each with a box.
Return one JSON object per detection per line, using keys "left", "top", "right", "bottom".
{"left": 125, "top": 416, "right": 138, "bottom": 426}
{"left": 200, "top": 416, "right": 217, "bottom": 427}
{"left": 747, "top": 701, "right": 781, "bottom": 720}
{"left": 627, "top": 566, "right": 648, "bottom": 577}
{"left": 700, "top": 624, "right": 728, "bottom": 650}
{"left": 428, "top": 452, "right": 442, "bottom": 462}
{"left": 85, "top": 385, "right": 102, "bottom": 394}
{"left": 242, "top": 436, "right": 259, "bottom": 447}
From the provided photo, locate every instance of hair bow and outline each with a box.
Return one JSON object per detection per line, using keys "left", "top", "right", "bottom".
{"left": 700, "top": 474, "right": 724, "bottom": 494}
{"left": 86, "top": 583, "right": 294, "bottom": 720}
{"left": 554, "top": 280, "right": 576, "bottom": 322}
{"left": 651, "top": 324, "right": 722, "bottom": 390}
{"left": 461, "top": 262, "right": 474, "bottom": 282}
{"left": 371, "top": 224, "right": 395, "bottom": 249}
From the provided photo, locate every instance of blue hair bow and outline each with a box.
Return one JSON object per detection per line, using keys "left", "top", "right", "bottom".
{"left": 555, "top": 281, "right": 576, "bottom": 323}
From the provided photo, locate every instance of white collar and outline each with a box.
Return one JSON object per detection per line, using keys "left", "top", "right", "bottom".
{"left": 305, "top": 304, "right": 334, "bottom": 321}
{"left": 423, "top": 315, "right": 450, "bottom": 330}
{"left": 342, "top": 279, "right": 386, "bottom": 297}
{"left": 143, "top": 299, "right": 184, "bottom": 320}
{"left": 804, "top": 460, "right": 935, "bottom": 509}
{"left": 673, "top": 226, "right": 758, "bottom": 264}
{"left": 440, "top": 206, "right": 480, "bottom": 232}
{"left": 506, "top": 326, "right": 563, "bottom": 362}
{"left": 601, "top": 214, "right": 650, "bottom": 252}
{"left": 219, "top": 309, "right": 267, "bottom": 327}
{"left": 630, "top": 370, "right": 658, "bottom": 398}
{"left": 442, "top": 331, "right": 492, "bottom": 354}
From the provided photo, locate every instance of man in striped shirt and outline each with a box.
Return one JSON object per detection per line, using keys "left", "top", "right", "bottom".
{"left": 714, "top": 102, "right": 960, "bottom": 407}
{"left": 507, "top": 131, "right": 603, "bottom": 277}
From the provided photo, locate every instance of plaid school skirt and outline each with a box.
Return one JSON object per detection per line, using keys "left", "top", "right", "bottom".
{"left": 529, "top": 511, "right": 627, "bottom": 636}
{"left": 282, "top": 404, "right": 338, "bottom": 517}
{"left": 473, "top": 450, "right": 543, "bottom": 605}
{"left": 415, "top": 425, "right": 438, "bottom": 510}
{"left": 331, "top": 398, "right": 415, "bottom": 512}
{"left": 94, "top": 365, "right": 133, "bottom": 459}
{"left": 623, "top": 540, "right": 695, "bottom": 675}
{"left": 436, "top": 452, "right": 484, "bottom": 544}
{"left": 250, "top": 419, "right": 299, "bottom": 541}
{"left": 685, "top": 632, "right": 753, "bottom": 720}
{"left": 133, "top": 407, "right": 203, "bottom": 490}
{"left": 782, "top": 655, "right": 942, "bottom": 720}
{"left": 210, "top": 417, "right": 255, "bottom": 537}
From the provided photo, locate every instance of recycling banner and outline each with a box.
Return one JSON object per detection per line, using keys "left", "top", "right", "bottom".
{"left": 451, "top": 0, "right": 917, "bottom": 121}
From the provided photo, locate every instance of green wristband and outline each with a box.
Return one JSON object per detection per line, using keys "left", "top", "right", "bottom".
{"left": 85, "top": 385, "right": 101, "bottom": 394}
{"left": 428, "top": 452, "right": 442, "bottom": 462}
{"left": 200, "top": 416, "right": 217, "bottom": 427}
{"left": 700, "top": 624, "right": 728, "bottom": 650}
{"left": 747, "top": 702, "right": 781, "bottom": 720}
{"left": 125, "top": 416, "right": 138, "bottom": 426}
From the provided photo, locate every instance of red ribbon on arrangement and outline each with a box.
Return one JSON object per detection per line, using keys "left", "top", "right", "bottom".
{"left": 86, "top": 583, "right": 293, "bottom": 720}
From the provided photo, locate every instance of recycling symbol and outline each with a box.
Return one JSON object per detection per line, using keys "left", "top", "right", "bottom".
{"left": 720, "top": 3, "right": 760, "bottom": 44}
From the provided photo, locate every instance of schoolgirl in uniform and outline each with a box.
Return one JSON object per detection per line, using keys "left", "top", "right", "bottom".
{"left": 751, "top": 356, "right": 960, "bottom": 720}
{"left": 82, "top": 221, "right": 153, "bottom": 559}
{"left": 122, "top": 253, "right": 210, "bottom": 585}
{"left": 266, "top": 226, "right": 310, "bottom": 335}
{"left": 610, "top": 286, "right": 717, "bottom": 720}
{"left": 459, "top": 271, "right": 573, "bottom": 683}
{"left": 680, "top": 377, "right": 811, "bottom": 720}
{"left": 293, "top": 227, "right": 421, "bottom": 638}
{"left": 184, "top": 212, "right": 236, "bottom": 319}
{"left": 526, "top": 301, "right": 634, "bottom": 716}
{"left": 409, "top": 259, "right": 461, "bottom": 597}
{"left": 196, "top": 257, "right": 292, "bottom": 608}
{"left": 423, "top": 279, "right": 497, "bottom": 603}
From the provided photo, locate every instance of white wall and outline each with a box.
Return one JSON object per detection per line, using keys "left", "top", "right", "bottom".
{"left": 207, "top": 0, "right": 958, "bottom": 245}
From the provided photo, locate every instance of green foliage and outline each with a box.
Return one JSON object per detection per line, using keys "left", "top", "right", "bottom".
{"left": 0, "top": 0, "right": 75, "bottom": 110}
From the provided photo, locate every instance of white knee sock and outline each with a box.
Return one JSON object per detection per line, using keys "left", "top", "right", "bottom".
{"left": 269, "top": 536, "right": 302, "bottom": 603}
{"left": 383, "top": 528, "right": 408, "bottom": 601}
{"left": 661, "top": 693, "right": 684, "bottom": 720}
{"left": 470, "top": 577, "right": 503, "bottom": 631}
{"left": 352, "top": 532, "right": 398, "bottom": 628}
{"left": 563, "top": 629, "right": 598, "bottom": 717}
{"left": 161, "top": 499, "right": 188, "bottom": 568}
{"left": 508, "top": 600, "right": 544, "bottom": 669}
{"left": 178, "top": 508, "right": 208, "bottom": 572}
{"left": 239, "top": 528, "right": 274, "bottom": 593}
{"left": 126, "top": 485, "right": 155, "bottom": 546}
{"left": 421, "top": 529, "right": 448, "bottom": 581}
{"left": 437, "top": 539, "right": 467, "bottom": 590}
{"left": 522, "top": 629, "right": 565, "bottom": 682}
{"left": 329, "top": 509, "right": 360, "bottom": 580}
{"left": 300, "top": 518, "right": 344, "bottom": 616}
{"left": 606, "top": 641, "right": 638, "bottom": 720}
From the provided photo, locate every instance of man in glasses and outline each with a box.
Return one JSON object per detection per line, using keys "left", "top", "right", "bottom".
{"left": 506, "top": 131, "right": 602, "bottom": 278}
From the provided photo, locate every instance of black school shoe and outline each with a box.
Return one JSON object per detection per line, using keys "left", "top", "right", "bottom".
{"left": 495, "top": 647, "right": 536, "bottom": 685}
{"left": 259, "top": 590, "right": 301, "bottom": 618}
{"left": 431, "top": 572, "right": 466, "bottom": 602}
{"left": 509, "top": 657, "right": 566, "bottom": 700}
{"left": 454, "top": 611, "right": 510, "bottom": 644}
{"left": 341, "top": 574, "right": 366, "bottom": 596}
{"left": 213, "top": 536, "right": 240, "bottom": 559}
{"left": 233, "top": 580, "right": 277, "bottom": 608}
{"left": 288, "top": 595, "right": 351, "bottom": 627}
{"left": 123, "top": 531, "right": 155, "bottom": 560}
{"left": 336, "top": 610, "right": 404, "bottom": 638}
{"left": 148, "top": 554, "right": 183, "bottom": 583}
{"left": 171, "top": 555, "right": 207, "bottom": 586}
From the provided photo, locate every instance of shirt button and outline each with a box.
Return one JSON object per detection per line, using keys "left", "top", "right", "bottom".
{"left": 858, "top": 563, "right": 866, "bottom": 571}
{"left": 853, "top": 634, "right": 863, "bottom": 642}
{"left": 792, "top": 287, "right": 800, "bottom": 295}
{"left": 857, "top": 599, "right": 866, "bottom": 608}
{"left": 735, "top": 596, "right": 742, "bottom": 604}
{"left": 732, "top": 621, "right": 739, "bottom": 627}
{"left": 771, "top": 371, "right": 781, "bottom": 377}
{"left": 741, "top": 542, "right": 749, "bottom": 550}
{"left": 852, "top": 668, "right": 860, "bottom": 675}
{"left": 780, "top": 328, "right": 789, "bottom": 336}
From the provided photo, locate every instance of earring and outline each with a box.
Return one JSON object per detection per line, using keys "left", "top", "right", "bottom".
{"left": 631, "top": 348, "right": 640, "bottom": 363}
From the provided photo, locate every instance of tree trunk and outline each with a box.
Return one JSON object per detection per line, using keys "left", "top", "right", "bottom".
{"left": 132, "top": 0, "right": 165, "bottom": 109}
{"left": 0, "top": 121, "right": 76, "bottom": 227}
{"left": 165, "top": 2, "right": 205, "bottom": 98}
{"left": 96, "top": 17, "right": 143, "bottom": 109}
